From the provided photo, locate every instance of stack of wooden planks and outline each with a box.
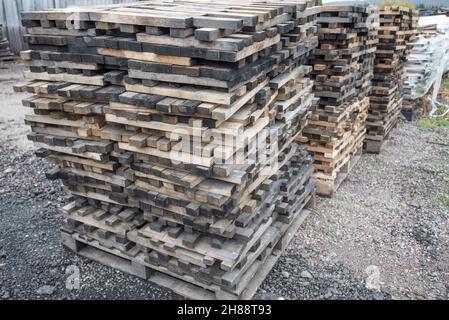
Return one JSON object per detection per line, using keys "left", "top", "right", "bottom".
{"left": 404, "top": 21, "right": 445, "bottom": 103}
{"left": 0, "top": 24, "right": 14, "bottom": 62}
{"left": 417, "top": 24, "right": 439, "bottom": 38}
{"left": 365, "top": 6, "right": 418, "bottom": 154}
{"left": 302, "top": 5, "right": 379, "bottom": 196}
{"left": 16, "top": 0, "right": 319, "bottom": 300}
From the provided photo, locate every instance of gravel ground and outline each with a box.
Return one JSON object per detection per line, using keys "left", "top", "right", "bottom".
{"left": 258, "top": 122, "right": 449, "bottom": 300}
{"left": 1, "top": 62, "right": 448, "bottom": 300}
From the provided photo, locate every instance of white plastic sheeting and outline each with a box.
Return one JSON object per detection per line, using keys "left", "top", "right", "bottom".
{"left": 404, "top": 15, "right": 449, "bottom": 102}
{"left": 419, "top": 15, "right": 449, "bottom": 33}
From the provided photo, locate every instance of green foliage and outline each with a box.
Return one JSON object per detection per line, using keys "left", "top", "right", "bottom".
{"left": 436, "top": 104, "right": 448, "bottom": 116}
{"left": 433, "top": 132, "right": 445, "bottom": 144}
{"left": 378, "top": 1, "right": 415, "bottom": 9}
{"left": 441, "top": 193, "right": 449, "bottom": 209}
{"left": 440, "top": 75, "right": 449, "bottom": 92}
{"left": 419, "top": 118, "right": 449, "bottom": 128}
{"left": 316, "top": 0, "right": 323, "bottom": 6}
{"left": 432, "top": 163, "right": 449, "bottom": 210}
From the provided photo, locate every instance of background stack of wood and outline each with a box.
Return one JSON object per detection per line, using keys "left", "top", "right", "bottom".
{"left": 15, "top": 0, "right": 319, "bottom": 300}
{"left": 302, "top": 5, "right": 379, "bottom": 196}
{"left": 0, "top": 24, "right": 14, "bottom": 62}
{"left": 365, "top": 6, "right": 418, "bottom": 153}
{"left": 404, "top": 17, "right": 443, "bottom": 116}
{"left": 417, "top": 24, "right": 439, "bottom": 38}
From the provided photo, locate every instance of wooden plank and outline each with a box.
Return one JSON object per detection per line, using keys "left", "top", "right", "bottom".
{"left": 97, "top": 47, "right": 192, "bottom": 66}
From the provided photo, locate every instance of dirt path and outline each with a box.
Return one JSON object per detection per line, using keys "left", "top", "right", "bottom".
{"left": 0, "top": 62, "right": 32, "bottom": 150}
{"left": 1, "top": 63, "right": 448, "bottom": 300}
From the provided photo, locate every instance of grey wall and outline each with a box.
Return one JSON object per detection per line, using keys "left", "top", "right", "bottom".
{"left": 0, "top": 0, "right": 135, "bottom": 54}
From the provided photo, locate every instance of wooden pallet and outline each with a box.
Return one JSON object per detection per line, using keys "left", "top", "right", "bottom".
{"left": 18, "top": 0, "right": 319, "bottom": 299}
{"left": 364, "top": 111, "right": 399, "bottom": 154}
{"left": 303, "top": 5, "right": 376, "bottom": 197}
{"left": 0, "top": 56, "right": 17, "bottom": 62}
{"left": 62, "top": 199, "right": 314, "bottom": 300}
{"left": 365, "top": 138, "right": 385, "bottom": 154}
{"left": 312, "top": 143, "right": 362, "bottom": 197}
{"left": 365, "top": 6, "right": 418, "bottom": 154}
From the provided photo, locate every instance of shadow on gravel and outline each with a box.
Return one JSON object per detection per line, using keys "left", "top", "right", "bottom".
{"left": 256, "top": 247, "right": 392, "bottom": 300}
{"left": 0, "top": 145, "right": 180, "bottom": 300}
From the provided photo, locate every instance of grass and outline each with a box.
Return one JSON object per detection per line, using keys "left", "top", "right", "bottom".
{"left": 419, "top": 118, "right": 449, "bottom": 129}
{"left": 378, "top": 1, "right": 415, "bottom": 9}
{"left": 436, "top": 103, "right": 448, "bottom": 115}
{"left": 440, "top": 75, "right": 449, "bottom": 92}
{"left": 432, "top": 164, "right": 449, "bottom": 180}
{"left": 433, "top": 132, "right": 446, "bottom": 145}
{"left": 417, "top": 75, "right": 449, "bottom": 129}
{"left": 442, "top": 194, "right": 449, "bottom": 210}
{"left": 432, "top": 163, "right": 449, "bottom": 210}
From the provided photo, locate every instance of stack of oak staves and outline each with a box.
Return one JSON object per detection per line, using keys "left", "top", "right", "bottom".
{"left": 0, "top": 24, "right": 14, "bottom": 61}
{"left": 302, "top": 5, "right": 379, "bottom": 196}
{"left": 365, "top": 6, "right": 418, "bottom": 153}
{"left": 15, "top": 0, "right": 318, "bottom": 299}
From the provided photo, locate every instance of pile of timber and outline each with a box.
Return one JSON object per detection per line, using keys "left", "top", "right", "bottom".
{"left": 0, "top": 24, "right": 14, "bottom": 62}
{"left": 403, "top": 37, "right": 435, "bottom": 101}
{"left": 404, "top": 25, "right": 449, "bottom": 102}
{"left": 16, "top": 0, "right": 319, "bottom": 300}
{"left": 365, "top": 6, "right": 418, "bottom": 154}
{"left": 417, "top": 24, "right": 439, "bottom": 38}
{"left": 302, "top": 5, "right": 379, "bottom": 196}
